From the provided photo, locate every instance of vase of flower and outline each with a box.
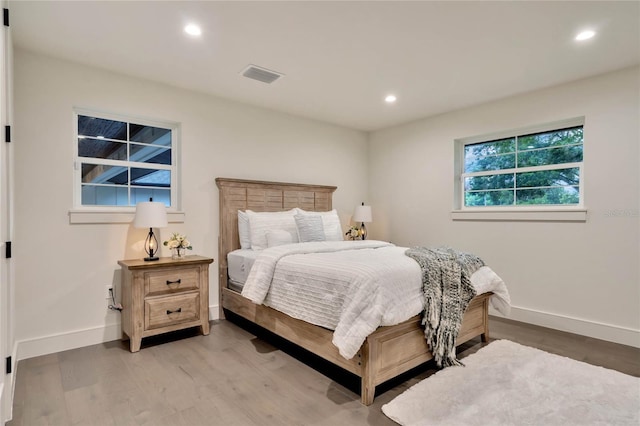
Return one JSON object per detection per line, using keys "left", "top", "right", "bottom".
{"left": 164, "top": 233, "right": 193, "bottom": 260}
{"left": 172, "top": 247, "right": 185, "bottom": 259}
{"left": 345, "top": 226, "right": 361, "bottom": 241}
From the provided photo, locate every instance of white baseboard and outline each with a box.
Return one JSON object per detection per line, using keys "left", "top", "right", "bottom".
{"left": 209, "top": 304, "right": 220, "bottom": 321}
{"left": 16, "top": 323, "right": 122, "bottom": 361}
{"left": 492, "top": 305, "right": 640, "bottom": 348}
{"left": 17, "top": 306, "right": 224, "bottom": 361}
{"left": 15, "top": 303, "right": 639, "bottom": 362}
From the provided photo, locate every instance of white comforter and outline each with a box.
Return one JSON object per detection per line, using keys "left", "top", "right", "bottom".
{"left": 241, "top": 240, "right": 510, "bottom": 360}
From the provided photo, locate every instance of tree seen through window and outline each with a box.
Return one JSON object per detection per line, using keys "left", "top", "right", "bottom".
{"left": 463, "top": 126, "right": 583, "bottom": 207}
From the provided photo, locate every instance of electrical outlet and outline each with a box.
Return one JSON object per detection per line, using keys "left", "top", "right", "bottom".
{"left": 105, "top": 285, "right": 113, "bottom": 300}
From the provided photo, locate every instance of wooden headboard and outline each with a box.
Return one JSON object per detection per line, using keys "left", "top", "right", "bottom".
{"left": 215, "top": 178, "right": 337, "bottom": 314}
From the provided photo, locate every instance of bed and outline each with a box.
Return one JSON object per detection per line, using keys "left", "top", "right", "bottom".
{"left": 216, "top": 177, "right": 498, "bottom": 405}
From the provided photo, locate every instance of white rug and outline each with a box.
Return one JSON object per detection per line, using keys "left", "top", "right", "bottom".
{"left": 382, "top": 339, "right": 640, "bottom": 426}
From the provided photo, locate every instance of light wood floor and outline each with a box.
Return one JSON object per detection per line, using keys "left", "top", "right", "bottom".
{"left": 8, "top": 316, "right": 639, "bottom": 426}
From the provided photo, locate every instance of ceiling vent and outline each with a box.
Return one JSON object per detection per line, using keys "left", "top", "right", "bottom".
{"left": 241, "top": 64, "right": 284, "bottom": 84}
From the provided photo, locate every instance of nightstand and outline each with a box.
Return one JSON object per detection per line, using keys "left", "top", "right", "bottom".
{"left": 118, "top": 255, "right": 214, "bottom": 352}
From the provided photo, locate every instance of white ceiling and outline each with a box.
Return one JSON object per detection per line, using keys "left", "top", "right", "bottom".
{"left": 10, "top": 0, "right": 640, "bottom": 131}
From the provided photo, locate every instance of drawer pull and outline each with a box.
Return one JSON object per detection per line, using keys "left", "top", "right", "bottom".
{"left": 166, "top": 279, "right": 182, "bottom": 285}
{"left": 166, "top": 308, "right": 182, "bottom": 315}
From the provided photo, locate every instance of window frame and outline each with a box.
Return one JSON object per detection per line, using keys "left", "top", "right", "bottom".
{"left": 70, "top": 108, "right": 184, "bottom": 224}
{"left": 452, "top": 117, "right": 587, "bottom": 222}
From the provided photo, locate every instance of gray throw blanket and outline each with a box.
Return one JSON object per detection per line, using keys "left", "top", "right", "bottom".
{"left": 405, "top": 247, "right": 485, "bottom": 367}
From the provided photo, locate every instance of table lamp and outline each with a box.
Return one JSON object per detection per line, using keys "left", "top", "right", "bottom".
{"left": 353, "top": 202, "right": 372, "bottom": 240}
{"left": 133, "top": 199, "right": 168, "bottom": 261}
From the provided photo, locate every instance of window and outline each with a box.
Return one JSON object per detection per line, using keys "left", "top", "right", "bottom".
{"left": 458, "top": 119, "right": 584, "bottom": 209}
{"left": 74, "top": 110, "right": 179, "bottom": 209}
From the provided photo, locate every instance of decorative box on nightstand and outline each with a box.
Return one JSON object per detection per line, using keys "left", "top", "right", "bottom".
{"left": 118, "top": 255, "right": 214, "bottom": 352}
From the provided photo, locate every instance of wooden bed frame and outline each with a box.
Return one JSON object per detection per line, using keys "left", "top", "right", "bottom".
{"left": 216, "top": 177, "right": 490, "bottom": 405}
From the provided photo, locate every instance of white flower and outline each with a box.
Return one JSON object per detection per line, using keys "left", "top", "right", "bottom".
{"left": 345, "top": 226, "right": 361, "bottom": 240}
{"left": 163, "top": 233, "right": 193, "bottom": 250}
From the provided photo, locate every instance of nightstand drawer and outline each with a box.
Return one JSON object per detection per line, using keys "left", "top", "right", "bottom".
{"left": 145, "top": 267, "right": 199, "bottom": 296}
{"left": 145, "top": 293, "right": 200, "bottom": 330}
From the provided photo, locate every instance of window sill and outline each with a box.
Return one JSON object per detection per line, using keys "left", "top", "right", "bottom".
{"left": 450, "top": 209, "right": 587, "bottom": 222}
{"left": 69, "top": 210, "right": 186, "bottom": 224}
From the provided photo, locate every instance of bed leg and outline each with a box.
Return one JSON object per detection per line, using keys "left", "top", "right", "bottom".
{"left": 481, "top": 297, "right": 490, "bottom": 342}
{"left": 361, "top": 381, "right": 375, "bottom": 406}
{"left": 360, "top": 340, "right": 376, "bottom": 405}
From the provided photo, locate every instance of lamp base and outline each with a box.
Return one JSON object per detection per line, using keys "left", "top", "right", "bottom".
{"left": 144, "top": 256, "right": 160, "bottom": 261}
{"left": 360, "top": 222, "right": 367, "bottom": 240}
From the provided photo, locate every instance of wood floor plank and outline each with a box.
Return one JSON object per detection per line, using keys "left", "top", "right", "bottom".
{"left": 17, "top": 356, "right": 71, "bottom": 426}
{"left": 7, "top": 317, "right": 640, "bottom": 426}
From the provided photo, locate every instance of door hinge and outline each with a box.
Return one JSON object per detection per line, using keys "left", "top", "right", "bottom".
{"left": 5, "top": 125, "right": 10, "bottom": 143}
{"left": 5, "top": 241, "right": 11, "bottom": 259}
{"left": 5, "top": 356, "right": 11, "bottom": 374}
{"left": 3, "top": 9, "right": 8, "bottom": 27}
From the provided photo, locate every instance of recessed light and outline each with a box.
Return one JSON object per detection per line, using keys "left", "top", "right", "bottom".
{"left": 184, "top": 23, "right": 202, "bottom": 37}
{"left": 575, "top": 30, "right": 595, "bottom": 41}
{"left": 385, "top": 95, "right": 397, "bottom": 103}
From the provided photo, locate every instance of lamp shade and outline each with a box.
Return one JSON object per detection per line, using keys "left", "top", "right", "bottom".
{"left": 133, "top": 201, "right": 168, "bottom": 228}
{"left": 353, "top": 204, "right": 372, "bottom": 223}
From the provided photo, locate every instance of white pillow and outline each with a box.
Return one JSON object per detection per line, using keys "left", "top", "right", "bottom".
{"left": 237, "top": 210, "right": 251, "bottom": 249}
{"left": 246, "top": 209, "right": 299, "bottom": 250}
{"left": 266, "top": 229, "right": 295, "bottom": 247}
{"left": 297, "top": 209, "right": 343, "bottom": 241}
{"left": 294, "top": 214, "right": 326, "bottom": 242}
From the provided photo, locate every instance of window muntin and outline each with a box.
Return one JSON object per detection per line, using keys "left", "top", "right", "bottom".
{"left": 74, "top": 111, "right": 178, "bottom": 208}
{"left": 462, "top": 125, "right": 583, "bottom": 208}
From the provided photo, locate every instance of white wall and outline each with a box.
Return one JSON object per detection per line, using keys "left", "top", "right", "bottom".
{"left": 13, "top": 49, "right": 368, "bottom": 359}
{"left": 368, "top": 66, "right": 640, "bottom": 347}
{"left": 12, "top": 47, "right": 640, "bottom": 358}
